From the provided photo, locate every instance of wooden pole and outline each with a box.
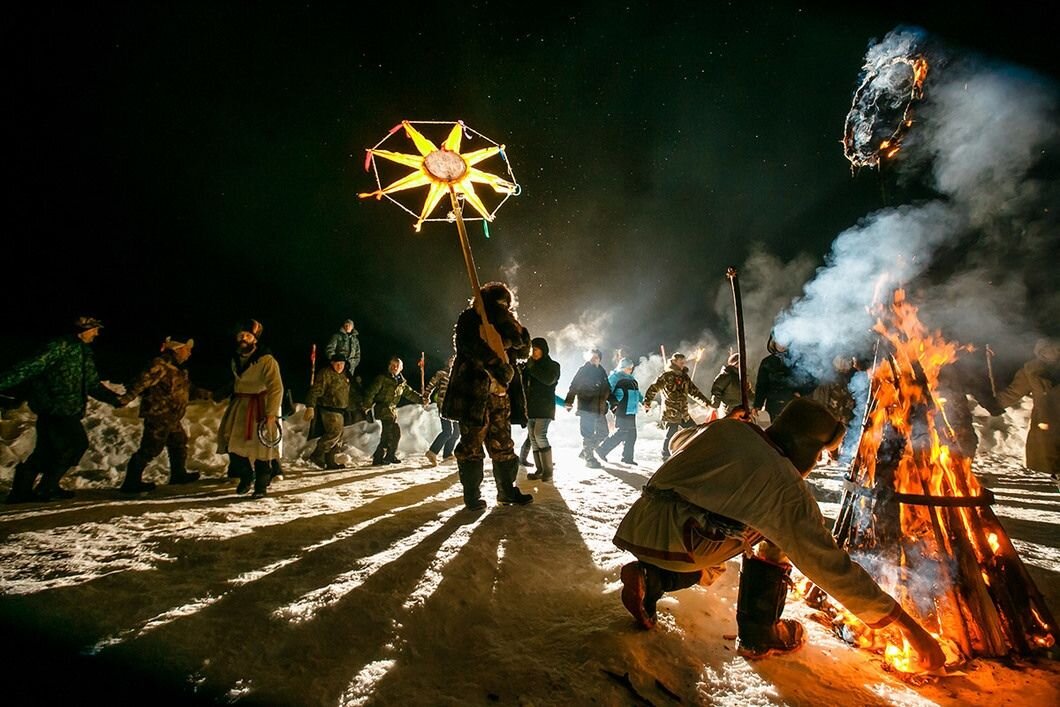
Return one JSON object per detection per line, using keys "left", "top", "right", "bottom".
{"left": 726, "top": 267, "right": 750, "bottom": 413}
{"left": 310, "top": 344, "right": 317, "bottom": 387}
{"left": 450, "top": 187, "right": 507, "bottom": 363}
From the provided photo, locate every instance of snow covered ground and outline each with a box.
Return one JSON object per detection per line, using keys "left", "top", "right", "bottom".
{"left": 0, "top": 396, "right": 1056, "bottom": 706}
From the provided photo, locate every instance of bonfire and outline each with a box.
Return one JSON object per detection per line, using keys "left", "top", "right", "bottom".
{"left": 806, "top": 290, "right": 1057, "bottom": 676}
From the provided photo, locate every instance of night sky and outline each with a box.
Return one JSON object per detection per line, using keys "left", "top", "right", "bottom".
{"left": 8, "top": 2, "right": 1059, "bottom": 396}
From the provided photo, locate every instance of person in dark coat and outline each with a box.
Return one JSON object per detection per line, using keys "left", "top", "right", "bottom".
{"left": 753, "top": 332, "right": 817, "bottom": 422}
{"left": 523, "top": 337, "right": 561, "bottom": 482}
{"left": 326, "top": 319, "right": 362, "bottom": 378}
{"left": 597, "top": 358, "right": 643, "bottom": 464}
{"left": 0, "top": 316, "right": 121, "bottom": 502}
{"left": 424, "top": 355, "right": 459, "bottom": 466}
{"left": 710, "top": 352, "right": 751, "bottom": 417}
{"left": 565, "top": 349, "right": 612, "bottom": 468}
{"left": 441, "top": 282, "right": 533, "bottom": 510}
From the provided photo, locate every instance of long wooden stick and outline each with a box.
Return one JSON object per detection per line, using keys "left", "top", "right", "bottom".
{"left": 449, "top": 187, "right": 507, "bottom": 363}
{"left": 726, "top": 267, "right": 750, "bottom": 412}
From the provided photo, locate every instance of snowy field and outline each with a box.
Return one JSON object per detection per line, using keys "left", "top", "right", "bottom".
{"left": 0, "top": 397, "right": 1057, "bottom": 706}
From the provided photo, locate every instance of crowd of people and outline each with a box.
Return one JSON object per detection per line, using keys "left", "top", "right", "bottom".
{"left": 1, "top": 286, "right": 1056, "bottom": 671}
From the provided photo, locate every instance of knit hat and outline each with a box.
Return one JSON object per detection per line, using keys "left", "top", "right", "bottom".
{"left": 74, "top": 316, "right": 104, "bottom": 332}
{"left": 726, "top": 352, "right": 740, "bottom": 367}
{"left": 531, "top": 337, "right": 550, "bottom": 355}
{"left": 617, "top": 357, "right": 635, "bottom": 370}
{"left": 766, "top": 397, "right": 846, "bottom": 474}
{"left": 330, "top": 353, "right": 347, "bottom": 363}
{"left": 161, "top": 337, "right": 194, "bottom": 352}
{"left": 235, "top": 319, "right": 264, "bottom": 339}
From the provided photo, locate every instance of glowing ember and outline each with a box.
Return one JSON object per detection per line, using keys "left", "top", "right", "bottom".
{"left": 987, "top": 533, "right": 1000, "bottom": 554}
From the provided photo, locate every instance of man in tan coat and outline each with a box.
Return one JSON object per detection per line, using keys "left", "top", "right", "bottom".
{"left": 996, "top": 338, "right": 1059, "bottom": 475}
{"left": 304, "top": 354, "right": 350, "bottom": 469}
{"left": 613, "top": 398, "right": 944, "bottom": 670}
{"left": 217, "top": 320, "right": 284, "bottom": 498}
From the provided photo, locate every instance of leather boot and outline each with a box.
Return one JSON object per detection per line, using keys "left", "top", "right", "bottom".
{"left": 120, "top": 455, "right": 157, "bottom": 494}
{"left": 736, "top": 555, "right": 805, "bottom": 658}
{"left": 458, "top": 459, "right": 486, "bottom": 510}
{"left": 493, "top": 458, "right": 532, "bottom": 505}
{"left": 5, "top": 463, "right": 39, "bottom": 504}
{"left": 583, "top": 442, "right": 602, "bottom": 468}
{"left": 35, "top": 469, "right": 75, "bottom": 500}
{"left": 251, "top": 460, "right": 270, "bottom": 498}
{"left": 167, "top": 446, "right": 199, "bottom": 484}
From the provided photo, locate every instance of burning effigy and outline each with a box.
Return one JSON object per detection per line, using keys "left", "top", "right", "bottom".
{"left": 843, "top": 29, "right": 929, "bottom": 170}
{"left": 806, "top": 290, "right": 1058, "bottom": 676}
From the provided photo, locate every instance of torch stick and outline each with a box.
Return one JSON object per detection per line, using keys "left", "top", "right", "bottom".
{"left": 310, "top": 344, "right": 317, "bottom": 387}
{"left": 419, "top": 351, "right": 426, "bottom": 398}
{"left": 690, "top": 347, "right": 703, "bottom": 381}
{"left": 985, "top": 344, "right": 997, "bottom": 398}
{"left": 450, "top": 186, "right": 508, "bottom": 363}
{"left": 725, "top": 267, "right": 751, "bottom": 414}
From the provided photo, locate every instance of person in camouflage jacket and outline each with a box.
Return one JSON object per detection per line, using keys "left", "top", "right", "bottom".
{"left": 441, "top": 282, "right": 533, "bottom": 510}
{"left": 326, "top": 319, "right": 361, "bottom": 378}
{"left": 304, "top": 354, "right": 351, "bottom": 469}
{"left": 117, "top": 337, "right": 204, "bottom": 493}
{"left": 424, "top": 355, "right": 459, "bottom": 466}
{"left": 643, "top": 352, "right": 711, "bottom": 460}
{"left": 364, "top": 357, "right": 422, "bottom": 465}
{"left": 0, "top": 316, "right": 120, "bottom": 502}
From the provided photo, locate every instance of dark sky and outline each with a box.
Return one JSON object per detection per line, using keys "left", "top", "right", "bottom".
{"left": 8, "top": 1, "right": 1059, "bottom": 395}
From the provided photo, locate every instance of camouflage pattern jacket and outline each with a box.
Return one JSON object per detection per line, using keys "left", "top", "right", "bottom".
{"left": 306, "top": 366, "right": 350, "bottom": 411}
{"left": 442, "top": 305, "right": 531, "bottom": 427}
{"left": 0, "top": 335, "right": 118, "bottom": 417}
{"left": 709, "top": 364, "right": 750, "bottom": 414}
{"left": 364, "top": 373, "right": 421, "bottom": 421}
{"left": 644, "top": 365, "right": 711, "bottom": 424}
{"left": 119, "top": 351, "right": 199, "bottom": 420}
{"left": 425, "top": 369, "right": 450, "bottom": 409}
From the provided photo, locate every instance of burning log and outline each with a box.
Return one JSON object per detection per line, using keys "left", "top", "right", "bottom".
{"left": 807, "top": 290, "right": 1057, "bottom": 671}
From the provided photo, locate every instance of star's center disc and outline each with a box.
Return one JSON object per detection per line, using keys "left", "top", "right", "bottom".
{"left": 423, "top": 149, "right": 467, "bottom": 182}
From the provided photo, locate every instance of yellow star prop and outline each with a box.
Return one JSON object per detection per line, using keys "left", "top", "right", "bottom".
{"left": 359, "top": 121, "right": 517, "bottom": 232}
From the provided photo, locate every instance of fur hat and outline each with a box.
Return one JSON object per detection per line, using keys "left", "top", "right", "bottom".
{"left": 329, "top": 353, "right": 347, "bottom": 363}
{"left": 1034, "top": 338, "right": 1060, "bottom": 364}
{"left": 74, "top": 316, "right": 104, "bottom": 332}
{"left": 767, "top": 397, "right": 846, "bottom": 474}
{"left": 161, "top": 337, "right": 194, "bottom": 352}
{"left": 531, "top": 337, "right": 550, "bottom": 355}
{"left": 726, "top": 351, "right": 740, "bottom": 367}
{"left": 235, "top": 319, "right": 264, "bottom": 339}
{"left": 670, "top": 352, "right": 686, "bottom": 363}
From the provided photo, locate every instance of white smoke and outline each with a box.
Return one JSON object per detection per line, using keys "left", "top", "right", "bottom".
{"left": 773, "top": 28, "right": 1058, "bottom": 378}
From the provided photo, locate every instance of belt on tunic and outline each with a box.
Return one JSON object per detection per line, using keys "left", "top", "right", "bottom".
{"left": 641, "top": 484, "right": 749, "bottom": 540}
{"left": 236, "top": 392, "right": 267, "bottom": 441}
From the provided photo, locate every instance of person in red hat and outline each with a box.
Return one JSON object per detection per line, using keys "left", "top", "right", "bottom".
{"left": 0, "top": 316, "right": 120, "bottom": 502}
{"left": 613, "top": 397, "right": 945, "bottom": 671}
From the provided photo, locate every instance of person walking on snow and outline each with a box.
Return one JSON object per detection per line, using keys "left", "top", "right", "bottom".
{"left": 643, "top": 352, "right": 711, "bottom": 461}
{"left": 523, "top": 337, "right": 561, "bottom": 482}
{"left": 424, "top": 355, "right": 460, "bottom": 466}
{"left": 565, "top": 349, "right": 612, "bottom": 469}
{"left": 118, "top": 336, "right": 204, "bottom": 493}
{"left": 304, "top": 353, "right": 351, "bottom": 469}
{"left": 994, "top": 338, "right": 1059, "bottom": 476}
{"left": 364, "top": 356, "right": 422, "bottom": 465}
{"left": 216, "top": 319, "right": 284, "bottom": 498}
{"left": 597, "top": 357, "right": 643, "bottom": 465}
{"left": 0, "top": 316, "right": 121, "bottom": 502}
{"left": 442, "top": 282, "right": 533, "bottom": 510}
{"left": 613, "top": 397, "right": 945, "bottom": 670}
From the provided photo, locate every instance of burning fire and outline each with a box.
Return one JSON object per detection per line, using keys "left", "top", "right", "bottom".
{"left": 811, "top": 289, "right": 1057, "bottom": 673}
{"left": 843, "top": 55, "right": 929, "bottom": 169}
